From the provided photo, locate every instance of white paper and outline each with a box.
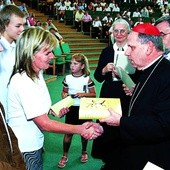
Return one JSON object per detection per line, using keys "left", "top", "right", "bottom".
{"left": 143, "top": 162, "right": 164, "bottom": 170}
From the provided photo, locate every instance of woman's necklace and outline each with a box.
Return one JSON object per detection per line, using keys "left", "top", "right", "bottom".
{"left": 128, "top": 57, "right": 164, "bottom": 117}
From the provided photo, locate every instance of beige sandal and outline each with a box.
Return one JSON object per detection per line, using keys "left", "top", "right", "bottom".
{"left": 81, "top": 152, "right": 88, "bottom": 163}
{"left": 58, "top": 156, "right": 68, "bottom": 168}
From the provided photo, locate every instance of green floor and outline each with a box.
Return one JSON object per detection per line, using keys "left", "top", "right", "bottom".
{"left": 43, "top": 71, "right": 103, "bottom": 170}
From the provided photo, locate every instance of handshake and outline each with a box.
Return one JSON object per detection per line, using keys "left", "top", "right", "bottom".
{"left": 80, "top": 122, "right": 104, "bottom": 140}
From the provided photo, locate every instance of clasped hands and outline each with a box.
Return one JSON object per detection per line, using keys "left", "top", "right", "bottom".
{"left": 50, "top": 108, "right": 104, "bottom": 140}
{"left": 81, "top": 122, "right": 104, "bottom": 140}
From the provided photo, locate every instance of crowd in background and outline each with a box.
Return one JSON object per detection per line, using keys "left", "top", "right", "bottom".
{"left": 1, "top": 1, "right": 170, "bottom": 170}
{"left": 32, "top": 0, "right": 170, "bottom": 39}
{"left": 1, "top": 0, "right": 170, "bottom": 40}
{"left": 0, "top": 1, "right": 64, "bottom": 43}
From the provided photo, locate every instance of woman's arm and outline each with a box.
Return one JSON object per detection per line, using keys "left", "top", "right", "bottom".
{"left": 33, "top": 114, "right": 103, "bottom": 139}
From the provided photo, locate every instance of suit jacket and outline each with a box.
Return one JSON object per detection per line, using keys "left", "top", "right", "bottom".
{"left": 120, "top": 57, "right": 170, "bottom": 169}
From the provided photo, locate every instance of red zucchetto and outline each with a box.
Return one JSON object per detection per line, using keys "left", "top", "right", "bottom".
{"left": 132, "top": 23, "right": 161, "bottom": 36}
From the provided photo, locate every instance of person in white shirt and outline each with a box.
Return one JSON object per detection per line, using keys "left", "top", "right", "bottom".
{"left": 58, "top": 2, "right": 67, "bottom": 21}
{"left": 67, "top": 4, "right": 75, "bottom": 11}
{"left": 100, "top": 0, "right": 107, "bottom": 9}
{"left": 132, "top": 7, "right": 141, "bottom": 18}
{"left": 0, "top": 16, "right": 26, "bottom": 170}
{"left": 141, "top": 6, "right": 149, "bottom": 18}
{"left": 113, "top": 4, "right": 120, "bottom": 12}
{"left": 64, "top": 0, "right": 71, "bottom": 9}
{"left": 103, "top": 4, "right": 111, "bottom": 12}
{"left": 7, "top": 27, "right": 103, "bottom": 170}
{"left": 122, "top": 8, "right": 131, "bottom": 20}
{"left": 95, "top": 3, "right": 103, "bottom": 11}
{"left": 54, "top": 0, "right": 62, "bottom": 15}
{"left": 92, "top": 16, "right": 102, "bottom": 28}
{"left": 102, "top": 13, "right": 113, "bottom": 39}
{"left": 109, "top": 0, "right": 115, "bottom": 12}
{"left": 102, "top": 13, "right": 113, "bottom": 22}
{"left": 92, "top": 16, "right": 102, "bottom": 38}
{"left": 114, "top": 12, "right": 122, "bottom": 20}
{"left": 0, "top": 5, "right": 25, "bottom": 117}
{"left": 92, "top": 0, "right": 98, "bottom": 9}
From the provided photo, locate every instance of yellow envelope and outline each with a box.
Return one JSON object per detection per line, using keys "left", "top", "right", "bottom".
{"left": 51, "top": 96, "right": 74, "bottom": 117}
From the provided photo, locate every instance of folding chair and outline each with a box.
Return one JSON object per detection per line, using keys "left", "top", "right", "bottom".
{"left": 49, "top": 45, "right": 66, "bottom": 75}
{"left": 61, "top": 43, "right": 73, "bottom": 63}
{"left": 61, "top": 43, "right": 73, "bottom": 72}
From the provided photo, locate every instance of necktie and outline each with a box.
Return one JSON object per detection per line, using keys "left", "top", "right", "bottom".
{"left": 117, "top": 47, "right": 124, "bottom": 51}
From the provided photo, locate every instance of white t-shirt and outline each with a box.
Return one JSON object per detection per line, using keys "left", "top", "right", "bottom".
{"left": 109, "top": 3, "right": 115, "bottom": 9}
{"left": 92, "top": 20, "right": 102, "bottom": 27}
{"left": 96, "top": 7, "right": 103, "bottom": 11}
{"left": 59, "top": 5, "right": 67, "bottom": 11}
{"left": 7, "top": 71, "right": 51, "bottom": 152}
{"left": 63, "top": 74, "right": 94, "bottom": 106}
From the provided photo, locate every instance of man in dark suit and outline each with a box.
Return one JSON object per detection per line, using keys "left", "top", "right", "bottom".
{"left": 100, "top": 23, "right": 170, "bottom": 170}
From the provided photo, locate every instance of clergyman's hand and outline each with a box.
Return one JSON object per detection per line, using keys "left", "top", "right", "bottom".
{"left": 122, "top": 84, "right": 135, "bottom": 96}
{"left": 99, "top": 108, "right": 121, "bottom": 126}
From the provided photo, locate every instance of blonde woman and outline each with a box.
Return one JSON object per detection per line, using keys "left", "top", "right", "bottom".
{"left": 7, "top": 28, "right": 103, "bottom": 170}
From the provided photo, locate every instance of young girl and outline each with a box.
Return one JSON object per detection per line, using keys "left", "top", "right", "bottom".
{"left": 58, "top": 53, "right": 96, "bottom": 168}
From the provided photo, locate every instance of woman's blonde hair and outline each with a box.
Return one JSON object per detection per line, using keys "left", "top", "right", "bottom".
{"left": 72, "top": 53, "right": 90, "bottom": 77}
{"left": 11, "top": 27, "right": 58, "bottom": 80}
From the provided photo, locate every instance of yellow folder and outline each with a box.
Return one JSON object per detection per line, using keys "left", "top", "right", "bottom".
{"left": 79, "top": 98, "right": 122, "bottom": 119}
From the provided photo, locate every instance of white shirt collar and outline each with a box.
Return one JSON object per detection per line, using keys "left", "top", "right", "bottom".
{"left": 113, "top": 43, "right": 128, "bottom": 51}
{"left": 0, "top": 36, "right": 16, "bottom": 50}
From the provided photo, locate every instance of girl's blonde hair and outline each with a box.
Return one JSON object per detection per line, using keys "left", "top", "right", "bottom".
{"left": 72, "top": 53, "right": 90, "bottom": 77}
{"left": 11, "top": 27, "right": 58, "bottom": 80}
